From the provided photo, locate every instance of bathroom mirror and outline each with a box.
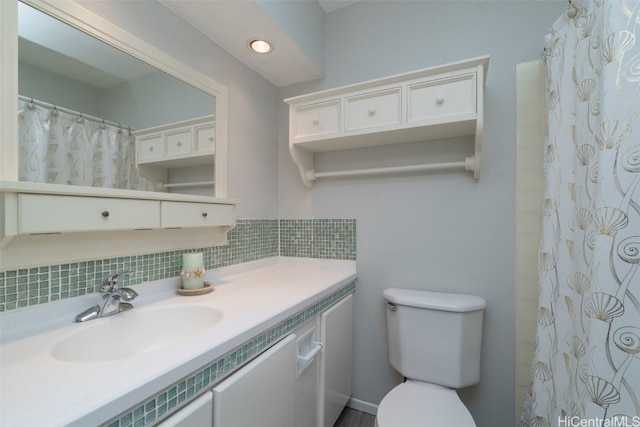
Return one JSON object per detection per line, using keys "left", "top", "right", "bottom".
{"left": 1, "top": 0, "right": 228, "bottom": 197}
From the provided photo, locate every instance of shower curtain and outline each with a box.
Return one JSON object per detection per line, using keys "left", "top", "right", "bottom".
{"left": 18, "top": 99, "right": 147, "bottom": 190}
{"left": 520, "top": 1, "right": 640, "bottom": 426}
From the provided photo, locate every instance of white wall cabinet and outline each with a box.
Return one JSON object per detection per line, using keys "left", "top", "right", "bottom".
{"left": 212, "top": 334, "right": 297, "bottom": 427}
{"left": 285, "top": 56, "right": 489, "bottom": 187}
{"left": 135, "top": 115, "right": 216, "bottom": 193}
{"left": 320, "top": 294, "right": 353, "bottom": 427}
{"left": 0, "top": 181, "right": 237, "bottom": 269}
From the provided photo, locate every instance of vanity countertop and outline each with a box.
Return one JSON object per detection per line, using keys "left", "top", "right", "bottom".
{"left": 0, "top": 257, "right": 357, "bottom": 427}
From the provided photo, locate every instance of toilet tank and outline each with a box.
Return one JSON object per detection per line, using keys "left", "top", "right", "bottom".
{"left": 383, "top": 288, "right": 486, "bottom": 388}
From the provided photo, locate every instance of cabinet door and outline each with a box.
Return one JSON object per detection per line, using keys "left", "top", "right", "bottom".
{"left": 213, "top": 335, "right": 296, "bottom": 427}
{"left": 166, "top": 130, "right": 193, "bottom": 157}
{"left": 18, "top": 194, "right": 160, "bottom": 233}
{"left": 195, "top": 125, "right": 216, "bottom": 154}
{"left": 407, "top": 73, "right": 476, "bottom": 124}
{"left": 161, "top": 202, "right": 234, "bottom": 228}
{"left": 158, "top": 391, "right": 213, "bottom": 427}
{"left": 292, "top": 100, "right": 341, "bottom": 141}
{"left": 320, "top": 294, "right": 353, "bottom": 427}
{"left": 345, "top": 87, "right": 402, "bottom": 132}
{"left": 138, "top": 134, "right": 164, "bottom": 162}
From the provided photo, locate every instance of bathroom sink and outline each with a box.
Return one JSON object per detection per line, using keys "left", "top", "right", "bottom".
{"left": 51, "top": 304, "right": 223, "bottom": 362}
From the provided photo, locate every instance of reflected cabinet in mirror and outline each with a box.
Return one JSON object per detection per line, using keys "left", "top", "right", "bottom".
{"left": 1, "top": 0, "right": 228, "bottom": 197}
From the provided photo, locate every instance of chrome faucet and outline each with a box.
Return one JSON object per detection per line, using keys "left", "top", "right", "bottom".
{"left": 75, "top": 272, "right": 139, "bottom": 322}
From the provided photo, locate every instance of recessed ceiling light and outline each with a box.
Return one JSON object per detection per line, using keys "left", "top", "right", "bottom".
{"left": 248, "top": 39, "right": 273, "bottom": 54}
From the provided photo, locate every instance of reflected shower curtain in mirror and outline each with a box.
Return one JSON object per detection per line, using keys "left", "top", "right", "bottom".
{"left": 520, "top": 1, "right": 640, "bottom": 426}
{"left": 18, "top": 99, "right": 147, "bottom": 190}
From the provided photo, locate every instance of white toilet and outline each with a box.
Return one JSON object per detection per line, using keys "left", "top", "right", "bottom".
{"left": 376, "top": 288, "right": 486, "bottom": 427}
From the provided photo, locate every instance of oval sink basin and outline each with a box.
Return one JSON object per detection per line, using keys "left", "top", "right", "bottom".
{"left": 51, "top": 304, "right": 223, "bottom": 363}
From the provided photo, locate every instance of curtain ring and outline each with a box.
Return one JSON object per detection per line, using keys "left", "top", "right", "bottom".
{"left": 567, "top": 0, "right": 577, "bottom": 18}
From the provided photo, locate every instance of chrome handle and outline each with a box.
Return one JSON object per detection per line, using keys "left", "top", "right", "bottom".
{"left": 386, "top": 301, "right": 397, "bottom": 312}
{"left": 101, "top": 271, "right": 133, "bottom": 293}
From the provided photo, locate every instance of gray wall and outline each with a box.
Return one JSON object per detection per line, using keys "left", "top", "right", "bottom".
{"left": 278, "top": 2, "right": 565, "bottom": 427}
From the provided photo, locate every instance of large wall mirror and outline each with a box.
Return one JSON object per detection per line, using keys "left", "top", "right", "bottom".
{"left": 1, "top": 0, "right": 228, "bottom": 197}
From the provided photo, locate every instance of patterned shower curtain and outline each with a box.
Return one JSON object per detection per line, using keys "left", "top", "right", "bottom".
{"left": 520, "top": 1, "right": 640, "bottom": 426}
{"left": 18, "top": 99, "right": 147, "bottom": 190}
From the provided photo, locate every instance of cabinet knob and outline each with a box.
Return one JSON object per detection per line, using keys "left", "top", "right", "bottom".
{"left": 368, "top": 108, "right": 376, "bottom": 116}
{"left": 148, "top": 147, "right": 154, "bottom": 152}
{"left": 208, "top": 136, "right": 215, "bottom": 142}
{"left": 176, "top": 141, "right": 182, "bottom": 147}
{"left": 436, "top": 96, "right": 444, "bottom": 105}
{"left": 202, "top": 212, "right": 208, "bottom": 218}
{"left": 101, "top": 211, "right": 110, "bottom": 218}
{"left": 312, "top": 117, "right": 319, "bottom": 125}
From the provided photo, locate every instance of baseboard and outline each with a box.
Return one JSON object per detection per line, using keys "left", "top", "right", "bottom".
{"left": 347, "top": 397, "right": 378, "bottom": 416}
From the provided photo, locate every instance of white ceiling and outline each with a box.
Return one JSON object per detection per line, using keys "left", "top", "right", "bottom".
{"left": 20, "top": 0, "right": 361, "bottom": 90}
{"left": 161, "top": 0, "right": 361, "bottom": 87}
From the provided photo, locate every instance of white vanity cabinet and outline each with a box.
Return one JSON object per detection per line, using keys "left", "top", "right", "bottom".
{"left": 212, "top": 334, "right": 297, "bottom": 427}
{"left": 320, "top": 294, "right": 353, "bottom": 427}
{"left": 285, "top": 56, "right": 489, "bottom": 187}
{"left": 208, "top": 294, "right": 353, "bottom": 427}
{"left": 158, "top": 392, "right": 213, "bottom": 427}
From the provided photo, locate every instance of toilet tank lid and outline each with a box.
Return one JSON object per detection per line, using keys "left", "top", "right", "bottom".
{"left": 383, "top": 288, "right": 486, "bottom": 312}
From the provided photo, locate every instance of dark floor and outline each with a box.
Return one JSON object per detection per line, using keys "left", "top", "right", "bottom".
{"left": 333, "top": 407, "right": 376, "bottom": 427}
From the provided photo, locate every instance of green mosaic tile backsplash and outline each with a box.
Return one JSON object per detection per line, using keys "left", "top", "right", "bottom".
{"left": 0, "top": 219, "right": 356, "bottom": 312}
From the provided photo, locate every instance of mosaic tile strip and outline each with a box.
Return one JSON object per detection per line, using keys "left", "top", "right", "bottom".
{"left": 0, "top": 219, "right": 355, "bottom": 312}
{"left": 103, "top": 281, "right": 356, "bottom": 427}
{"left": 280, "top": 219, "right": 356, "bottom": 260}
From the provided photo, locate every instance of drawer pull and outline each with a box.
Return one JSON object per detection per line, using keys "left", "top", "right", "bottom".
{"left": 202, "top": 212, "right": 208, "bottom": 218}
{"left": 101, "top": 211, "right": 110, "bottom": 218}
{"left": 436, "top": 95, "right": 444, "bottom": 105}
{"left": 148, "top": 147, "right": 154, "bottom": 152}
{"left": 368, "top": 108, "right": 376, "bottom": 116}
{"left": 208, "top": 136, "right": 215, "bottom": 141}
{"left": 176, "top": 141, "right": 182, "bottom": 147}
{"left": 312, "top": 117, "right": 319, "bottom": 125}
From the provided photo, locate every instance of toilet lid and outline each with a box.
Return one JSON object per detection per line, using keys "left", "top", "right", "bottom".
{"left": 376, "top": 381, "right": 475, "bottom": 427}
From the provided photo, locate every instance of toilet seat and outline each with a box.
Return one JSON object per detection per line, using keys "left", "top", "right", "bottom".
{"left": 375, "top": 380, "right": 475, "bottom": 427}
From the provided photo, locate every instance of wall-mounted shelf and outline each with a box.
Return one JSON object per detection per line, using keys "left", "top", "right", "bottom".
{"left": 284, "top": 56, "right": 489, "bottom": 187}
{"left": 134, "top": 115, "right": 216, "bottom": 193}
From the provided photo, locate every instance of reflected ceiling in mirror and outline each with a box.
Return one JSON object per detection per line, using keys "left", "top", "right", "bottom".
{"left": 18, "top": 2, "right": 215, "bottom": 130}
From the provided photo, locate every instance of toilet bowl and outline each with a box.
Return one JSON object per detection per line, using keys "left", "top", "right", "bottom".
{"left": 375, "top": 381, "right": 475, "bottom": 427}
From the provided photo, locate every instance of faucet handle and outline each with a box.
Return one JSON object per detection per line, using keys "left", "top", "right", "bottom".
{"left": 101, "top": 271, "right": 133, "bottom": 293}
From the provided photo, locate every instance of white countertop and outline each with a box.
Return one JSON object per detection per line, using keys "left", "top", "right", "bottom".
{"left": 0, "top": 257, "right": 357, "bottom": 427}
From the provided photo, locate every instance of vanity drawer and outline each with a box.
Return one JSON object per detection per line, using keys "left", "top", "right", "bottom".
{"left": 292, "top": 99, "right": 341, "bottom": 140}
{"left": 407, "top": 73, "right": 476, "bottom": 123}
{"left": 161, "top": 201, "right": 234, "bottom": 228}
{"left": 195, "top": 124, "right": 216, "bottom": 153}
{"left": 166, "top": 130, "right": 193, "bottom": 156}
{"left": 345, "top": 87, "right": 401, "bottom": 132}
{"left": 138, "top": 135, "right": 164, "bottom": 162}
{"left": 18, "top": 194, "right": 160, "bottom": 234}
